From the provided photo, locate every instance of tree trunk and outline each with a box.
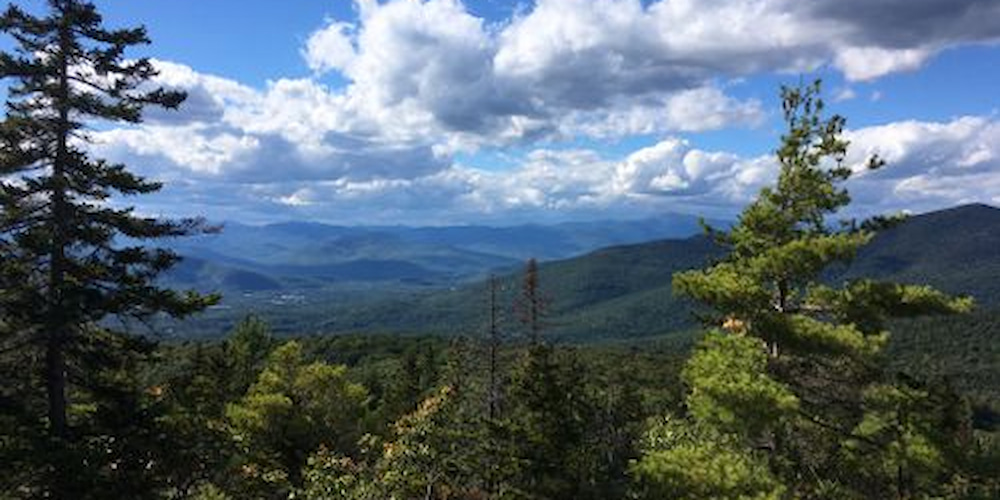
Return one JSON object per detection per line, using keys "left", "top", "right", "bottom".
{"left": 45, "top": 337, "right": 68, "bottom": 437}
{"left": 45, "top": 13, "right": 73, "bottom": 440}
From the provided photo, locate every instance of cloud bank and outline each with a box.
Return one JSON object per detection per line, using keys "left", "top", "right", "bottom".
{"left": 87, "top": 0, "right": 1000, "bottom": 224}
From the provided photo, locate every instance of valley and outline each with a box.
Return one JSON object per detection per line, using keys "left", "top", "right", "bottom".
{"left": 161, "top": 203, "right": 1000, "bottom": 342}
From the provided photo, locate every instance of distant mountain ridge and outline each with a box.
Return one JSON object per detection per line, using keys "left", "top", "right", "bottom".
{"left": 161, "top": 203, "right": 1000, "bottom": 340}
{"left": 292, "top": 203, "right": 1000, "bottom": 340}
{"left": 161, "top": 213, "right": 721, "bottom": 292}
{"left": 839, "top": 203, "right": 1000, "bottom": 302}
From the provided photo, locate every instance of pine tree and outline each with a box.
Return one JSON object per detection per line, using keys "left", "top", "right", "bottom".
{"left": 0, "top": 0, "right": 217, "bottom": 431}
{"left": 0, "top": 1, "right": 217, "bottom": 494}
{"left": 646, "top": 79, "right": 973, "bottom": 497}
{"left": 226, "top": 314, "right": 276, "bottom": 396}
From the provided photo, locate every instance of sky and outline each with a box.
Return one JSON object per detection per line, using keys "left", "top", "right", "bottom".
{"left": 7, "top": 0, "right": 1000, "bottom": 225}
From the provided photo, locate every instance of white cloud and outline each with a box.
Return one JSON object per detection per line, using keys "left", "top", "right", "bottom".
{"left": 561, "top": 87, "right": 765, "bottom": 138}
{"left": 79, "top": 0, "right": 1000, "bottom": 224}
{"left": 291, "top": 0, "right": 1000, "bottom": 149}
{"left": 303, "top": 21, "right": 357, "bottom": 73}
{"left": 301, "top": 0, "right": 775, "bottom": 145}
{"left": 845, "top": 117, "right": 1000, "bottom": 178}
{"left": 144, "top": 59, "right": 260, "bottom": 125}
{"left": 116, "top": 62, "right": 452, "bottom": 183}
{"left": 91, "top": 125, "right": 260, "bottom": 176}
{"left": 611, "top": 138, "right": 775, "bottom": 206}
{"left": 99, "top": 114, "right": 1000, "bottom": 224}
{"left": 836, "top": 116, "right": 1000, "bottom": 213}
{"left": 834, "top": 46, "right": 931, "bottom": 81}
{"left": 833, "top": 87, "right": 857, "bottom": 102}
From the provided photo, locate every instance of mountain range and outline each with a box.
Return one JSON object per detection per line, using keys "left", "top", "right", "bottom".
{"left": 158, "top": 203, "right": 1000, "bottom": 341}
{"left": 162, "top": 213, "right": 719, "bottom": 293}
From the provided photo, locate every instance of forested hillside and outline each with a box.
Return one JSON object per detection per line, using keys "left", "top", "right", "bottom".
{"left": 840, "top": 203, "right": 1000, "bottom": 302}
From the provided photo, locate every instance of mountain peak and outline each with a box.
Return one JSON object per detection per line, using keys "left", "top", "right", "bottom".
{"left": 939, "top": 202, "right": 998, "bottom": 212}
{"left": 909, "top": 203, "right": 1000, "bottom": 226}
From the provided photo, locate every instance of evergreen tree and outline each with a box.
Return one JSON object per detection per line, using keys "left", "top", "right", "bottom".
{"left": 631, "top": 415, "right": 785, "bottom": 500}
{"left": 370, "top": 386, "right": 487, "bottom": 499}
{"left": 0, "top": 0, "right": 216, "bottom": 428}
{"left": 156, "top": 341, "right": 241, "bottom": 497}
{"left": 0, "top": 1, "right": 216, "bottom": 496}
{"left": 225, "top": 314, "right": 275, "bottom": 396}
{"left": 641, "top": 80, "right": 973, "bottom": 497}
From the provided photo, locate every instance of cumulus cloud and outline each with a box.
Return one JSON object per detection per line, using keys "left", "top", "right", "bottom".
{"left": 333, "top": 116, "right": 1000, "bottom": 223}
{"left": 802, "top": 0, "right": 1000, "bottom": 49}
{"left": 303, "top": 21, "right": 357, "bottom": 73}
{"left": 81, "top": 0, "right": 1000, "bottom": 224}
{"left": 101, "top": 61, "right": 451, "bottom": 184}
{"left": 142, "top": 60, "right": 259, "bottom": 125}
{"left": 846, "top": 117, "right": 1000, "bottom": 179}
{"left": 834, "top": 47, "right": 930, "bottom": 81}
{"left": 305, "top": 0, "right": 773, "bottom": 144}
{"left": 120, "top": 0, "right": 1000, "bottom": 174}
{"left": 842, "top": 117, "right": 1000, "bottom": 213}
{"left": 101, "top": 116, "right": 1000, "bottom": 225}
{"left": 560, "top": 87, "right": 765, "bottom": 137}
{"left": 92, "top": 125, "right": 261, "bottom": 177}
{"left": 290, "top": 0, "right": 1000, "bottom": 150}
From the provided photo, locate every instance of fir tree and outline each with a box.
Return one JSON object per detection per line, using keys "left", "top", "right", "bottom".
{"left": 0, "top": 0, "right": 217, "bottom": 494}
{"left": 225, "top": 314, "right": 276, "bottom": 396}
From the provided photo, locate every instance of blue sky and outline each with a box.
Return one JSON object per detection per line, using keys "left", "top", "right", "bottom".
{"left": 9, "top": 0, "right": 1000, "bottom": 225}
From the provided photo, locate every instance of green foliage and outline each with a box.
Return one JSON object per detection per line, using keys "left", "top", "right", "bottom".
{"left": 887, "top": 306, "right": 1000, "bottom": 403}
{"left": 187, "top": 482, "right": 234, "bottom": 500}
{"left": 225, "top": 314, "right": 276, "bottom": 394}
{"left": 370, "top": 387, "right": 488, "bottom": 499}
{"left": 809, "top": 280, "right": 974, "bottom": 336}
{"left": 631, "top": 416, "right": 785, "bottom": 500}
{"left": 225, "top": 341, "right": 367, "bottom": 496}
{"left": 683, "top": 332, "right": 798, "bottom": 438}
{"left": 508, "top": 345, "right": 589, "bottom": 498}
{"left": 301, "top": 448, "right": 375, "bottom": 500}
{"left": 840, "top": 203, "right": 1000, "bottom": 304}
{"left": 0, "top": 1, "right": 216, "bottom": 495}
{"left": 1, "top": 25, "right": 997, "bottom": 495}
{"left": 843, "top": 383, "right": 951, "bottom": 497}
{"left": 662, "top": 79, "right": 981, "bottom": 498}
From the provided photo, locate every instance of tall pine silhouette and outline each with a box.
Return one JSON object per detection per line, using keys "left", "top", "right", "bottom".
{"left": 0, "top": 0, "right": 216, "bottom": 449}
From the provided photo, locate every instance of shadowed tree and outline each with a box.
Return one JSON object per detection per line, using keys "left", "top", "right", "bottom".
{"left": 0, "top": 0, "right": 217, "bottom": 495}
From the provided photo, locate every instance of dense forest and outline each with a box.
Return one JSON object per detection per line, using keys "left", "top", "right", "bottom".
{"left": 1, "top": 1, "right": 999, "bottom": 499}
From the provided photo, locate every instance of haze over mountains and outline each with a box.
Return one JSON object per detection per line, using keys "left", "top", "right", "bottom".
{"left": 162, "top": 204, "right": 1000, "bottom": 340}
{"left": 162, "top": 213, "right": 719, "bottom": 292}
